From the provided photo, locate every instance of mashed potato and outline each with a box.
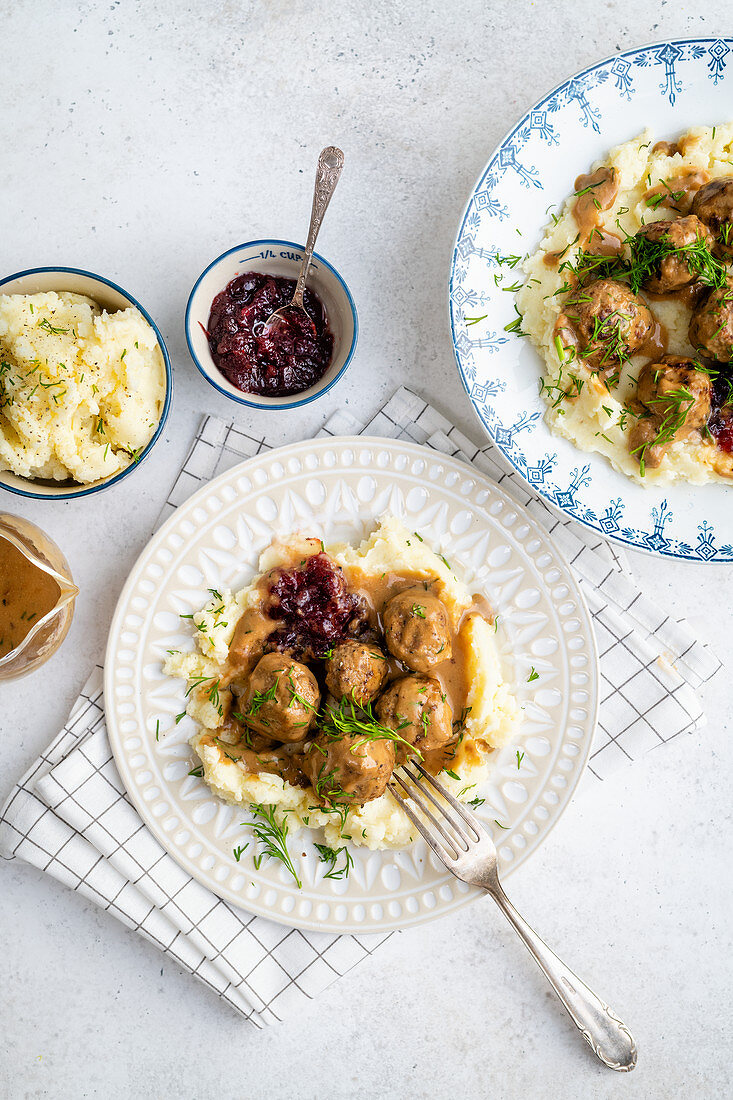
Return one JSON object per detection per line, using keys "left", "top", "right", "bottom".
{"left": 0, "top": 291, "right": 166, "bottom": 483}
{"left": 164, "top": 517, "right": 521, "bottom": 851}
{"left": 517, "top": 124, "right": 733, "bottom": 485}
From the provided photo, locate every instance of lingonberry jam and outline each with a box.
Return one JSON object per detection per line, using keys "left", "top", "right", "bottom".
{"left": 266, "top": 553, "right": 368, "bottom": 659}
{"left": 206, "top": 272, "right": 333, "bottom": 396}
{"left": 708, "top": 372, "right": 733, "bottom": 453}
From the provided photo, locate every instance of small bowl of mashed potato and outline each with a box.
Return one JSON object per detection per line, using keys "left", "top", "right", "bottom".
{"left": 0, "top": 267, "right": 172, "bottom": 499}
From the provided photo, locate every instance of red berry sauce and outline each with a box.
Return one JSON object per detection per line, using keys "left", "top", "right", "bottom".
{"left": 708, "top": 372, "right": 733, "bottom": 453}
{"left": 265, "top": 553, "right": 368, "bottom": 659}
{"left": 206, "top": 272, "right": 333, "bottom": 397}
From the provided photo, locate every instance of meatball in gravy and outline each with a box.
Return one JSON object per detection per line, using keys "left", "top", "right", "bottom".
{"left": 691, "top": 176, "right": 733, "bottom": 258}
{"left": 382, "top": 588, "right": 452, "bottom": 673}
{"left": 376, "top": 674, "right": 453, "bottom": 757}
{"left": 559, "top": 279, "right": 653, "bottom": 370}
{"left": 239, "top": 652, "right": 320, "bottom": 741}
{"left": 302, "top": 731, "right": 395, "bottom": 805}
{"left": 689, "top": 278, "right": 733, "bottom": 362}
{"left": 634, "top": 215, "right": 714, "bottom": 293}
{"left": 324, "top": 640, "right": 388, "bottom": 706}
{"left": 629, "top": 355, "right": 712, "bottom": 469}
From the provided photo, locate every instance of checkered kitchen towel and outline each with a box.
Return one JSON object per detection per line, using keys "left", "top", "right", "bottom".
{"left": 0, "top": 387, "right": 721, "bottom": 1027}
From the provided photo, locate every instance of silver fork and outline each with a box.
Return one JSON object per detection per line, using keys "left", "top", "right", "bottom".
{"left": 389, "top": 762, "right": 637, "bottom": 1072}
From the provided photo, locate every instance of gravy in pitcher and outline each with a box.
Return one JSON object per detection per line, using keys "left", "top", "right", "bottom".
{"left": 0, "top": 536, "right": 61, "bottom": 657}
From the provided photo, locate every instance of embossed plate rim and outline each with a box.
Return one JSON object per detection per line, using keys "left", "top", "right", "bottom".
{"left": 104, "top": 437, "right": 599, "bottom": 933}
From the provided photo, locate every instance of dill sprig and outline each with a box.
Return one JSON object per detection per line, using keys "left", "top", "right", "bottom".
{"left": 311, "top": 802, "right": 351, "bottom": 830}
{"left": 37, "top": 317, "right": 69, "bottom": 335}
{"left": 249, "top": 803, "right": 302, "bottom": 888}
{"left": 560, "top": 228, "right": 728, "bottom": 296}
{"left": 184, "top": 675, "right": 223, "bottom": 715}
{"left": 314, "top": 843, "right": 353, "bottom": 880}
{"left": 248, "top": 675, "right": 280, "bottom": 716}
{"left": 320, "top": 696, "right": 417, "bottom": 756}
{"left": 632, "top": 385, "right": 695, "bottom": 475}
{"left": 504, "top": 304, "right": 526, "bottom": 336}
{"left": 629, "top": 231, "right": 727, "bottom": 293}
{"left": 539, "top": 365, "right": 585, "bottom": 408}
{"left": 645, "top": 180, "right": 685, "bottom": 210}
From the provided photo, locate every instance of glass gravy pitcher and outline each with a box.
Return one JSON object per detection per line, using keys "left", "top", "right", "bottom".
{"left": 0, "top": 514, "right": 78, "bottom": 681}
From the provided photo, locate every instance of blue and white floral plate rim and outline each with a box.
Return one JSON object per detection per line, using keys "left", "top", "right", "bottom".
{"left": 449, "top": 37, "right": 733, "bottom": 563}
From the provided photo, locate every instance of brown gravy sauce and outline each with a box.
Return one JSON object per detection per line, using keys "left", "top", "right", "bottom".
{"left": 642, "top": 169, "right": 709, "bottom": 214}
{"left": 587, "top": 229, "right": 625, "bottom": 256}
{"left": 572, "top": 166, "right": 619, "bottom": 247}
{"left": 652, "top": 140, "right": 681, "bottom": 157}
{"left": 199, "top": 722, "right": 308, "bottom": 787}
{"left": 0, "top": 537, "right": 60, "bottom": 658}
{"left": 345, "top": 566, "right": 494, "bottom": 730}
{"left": 543, "top": 249, "right": 564, "bottom": 269}
{"left": 207, "top": 555, "right": 495, "bottom": 786}
{"left": 638, "top": 318, "right": 668, "bottom": 361}
{"left": 646, "top": 281, "right": 708, "bottom": 310}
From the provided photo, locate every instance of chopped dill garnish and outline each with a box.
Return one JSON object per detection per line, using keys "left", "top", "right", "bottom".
{"left": 320, "top": 696, "right": 417, "bottom": 757}
{"left": 37, "top": 317, "right": 69, "bottom": 335}
{"left": 632, "top": 385, "right": 695, "bottom": 476}
{"left": 248, "top": 675, "right": 280, "bottom": 716}
{"left": 250, "top": 804, "right": 302, "bottom": 888}
{"left": 314, "top": 843, "right": 353, "bottom": 880}
{"left": 504, "top": 305, "right": 527, "bottom": 336}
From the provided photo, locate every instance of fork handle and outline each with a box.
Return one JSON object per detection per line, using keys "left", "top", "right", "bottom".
{"left": 488, "top": 882, "right": 637, "bottom": 1071}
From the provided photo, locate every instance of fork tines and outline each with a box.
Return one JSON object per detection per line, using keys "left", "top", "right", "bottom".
{"left": 388, "top": 762, "right": 483, "bottom": 865}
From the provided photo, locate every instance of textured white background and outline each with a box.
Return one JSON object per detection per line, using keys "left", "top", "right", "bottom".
{"left": 1, "top": 2, "right": 731, "bottom": 1097}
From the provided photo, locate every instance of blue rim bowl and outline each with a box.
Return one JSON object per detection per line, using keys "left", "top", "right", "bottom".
{"left": 185, "top": 239, "right": 358, "bottom": 409}
{"left": 0, "top": 267, "right": 173, "bottom": 501}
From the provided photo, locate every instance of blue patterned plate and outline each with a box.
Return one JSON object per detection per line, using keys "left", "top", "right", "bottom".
{"left": 450, "top": 38, "right": 733, "bottom": 562}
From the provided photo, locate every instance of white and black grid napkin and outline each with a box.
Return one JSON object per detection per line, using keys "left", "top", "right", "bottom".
{"left": 0, "top": 387, "right": 721, "bottom": 1027}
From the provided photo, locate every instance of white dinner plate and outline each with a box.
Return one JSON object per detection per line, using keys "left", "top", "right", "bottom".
{"left": 105, "top": 438, "right": 598, "bottom": 933}
{"left": 450, "top": 37, "right": 733, "bottom": 562}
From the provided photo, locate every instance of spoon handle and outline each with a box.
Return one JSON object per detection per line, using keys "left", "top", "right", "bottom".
{"left": 292, "top": 146, "right": 344, "bottom": 309}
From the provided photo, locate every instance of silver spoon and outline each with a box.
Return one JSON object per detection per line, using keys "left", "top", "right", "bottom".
{"left": 262, "top": 145, "right": 345, "bottom": 336}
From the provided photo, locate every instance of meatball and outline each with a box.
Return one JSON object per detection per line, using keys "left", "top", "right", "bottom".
{"left": 302, "top": 731, "right": 395, "bottom": 805}
{"left": 629, "top": 356, "right": 712, "bottom": 470}
{"left": 634, "top": 215, "right": 714, "bottom": 293}
{"left": 691, "top": 176, "right": 733, "bottom": 258}
{"left": 561, "top": 279, "right": 653, "bottom": 370}
{"left": 240, "top": 652, "right": 320, "bottom": 741}
{"left": 382, "top": 589, "right": 452, "bottom": 673}
{"left": 375, "top": 674, "right": 453, "bottom": 757}
{"left": 324, "top": 640, "right": 388, "bottom": 706}
{"left": 689, "top": 278, "right": 733, "bottom": 362}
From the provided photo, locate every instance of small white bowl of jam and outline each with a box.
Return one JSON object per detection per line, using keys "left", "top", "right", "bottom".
{"left": 185, "top": 239, "right": 358, "bottom": 409}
